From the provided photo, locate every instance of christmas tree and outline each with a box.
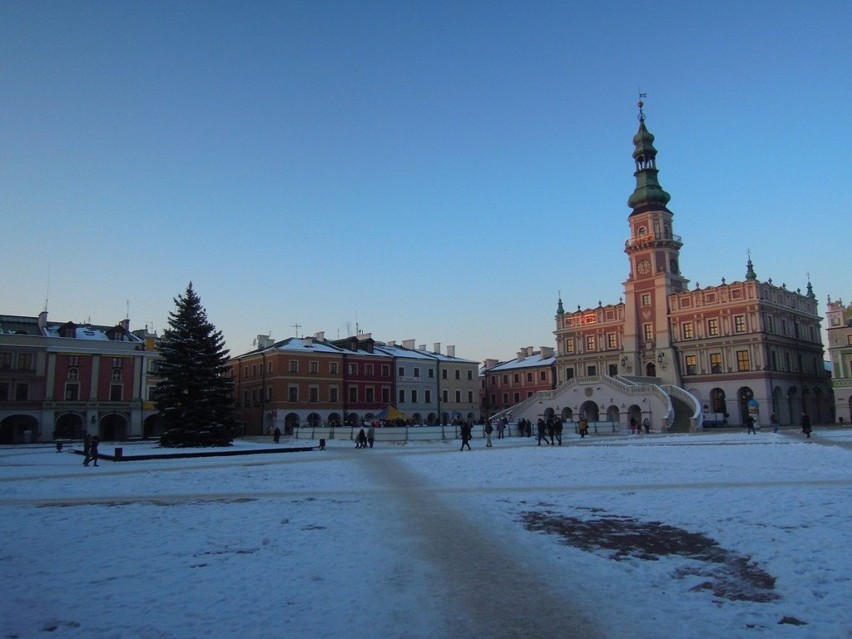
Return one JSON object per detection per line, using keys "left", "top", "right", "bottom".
{"left": 155, "top": 283, "right": 235, "bottom": 446}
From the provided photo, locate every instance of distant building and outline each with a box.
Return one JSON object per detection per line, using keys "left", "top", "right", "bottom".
{"left": 480, "top": 347, "right": 556, "bottom": 417}
{"left": 0, "top": 312, "right": 152, "bottom": 443}
{"left": 498, "top": 102, "right": 832, "bottom": 430}
{"left": 826, "top": 297, "right": 852, "bottom": 423}
{"left": 229, "top": 333, "right": 478, "bottom": 434}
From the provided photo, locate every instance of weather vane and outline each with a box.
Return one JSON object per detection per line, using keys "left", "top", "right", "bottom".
{"left": 637, "top": 89, "right": 647, "bottom": 121}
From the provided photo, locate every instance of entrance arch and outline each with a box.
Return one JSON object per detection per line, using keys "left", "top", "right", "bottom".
{"left": 0, "top": 415, "right": 39, "bottom": 444}
{"left": 55, "top": 412, "right": 85, "bottom": 439}
{"left": 100, "top": 413, "right": 129, "bottom": 441}
{"left": 143, "top": 414, "right": 164, "bottom": 439}
{"left": 737, "top": 387, "right": 755, "bottom": 426}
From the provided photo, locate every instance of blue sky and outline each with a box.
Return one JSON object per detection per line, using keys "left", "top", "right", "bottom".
{"left": 2, "top": 1, "right": 850, "bottom": 364}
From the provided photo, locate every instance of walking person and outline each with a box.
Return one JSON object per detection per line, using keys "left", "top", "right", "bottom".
{"left": 642, "top": 417, "right": 650, "bottom": 434}
{"left": 273, "top": 426, "right": 281, "bottom": 443}
{"left": 630, "top": 417, "right": 637, "bottom": 434}
{"left": 554, "top": 416, "right": 563, "bottom": 446}
{"left": 82, "top": 433, "right": 92, "bottom": 466}
{"left": 546, "top": 417, "right": 555, "bottom": 446}
{"left": 497, "top": 417, "right": 506, "bottom": 439}
{"left": 746, "top": 414, "right": 756, "bottom": 434}
{"left": 367, "top": 425, "right": 375, "bottom": 448}
{"left": 801, "top": 411, "right": 812, "bottom": 438}
{"left": 578, "top": 416, "right": 589, "bottom": 438}
{"left": 89, "top": 436, "right": 100, "bottom": 467}
{"left": 484, "top": 420, "right": 493, "bottom": 447}
{"left": 771, "top": 413, "right": 779, "bottom": 433}
{"left": 536, "top": 418, "right": 549, "bottom": 446}
{"left": 459, "top": 421, "right": 472, "bottom": 451}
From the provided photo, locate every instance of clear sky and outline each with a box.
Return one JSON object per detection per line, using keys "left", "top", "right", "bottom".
{"left": 2, "top": 1, "right": 850, "bottom": 364}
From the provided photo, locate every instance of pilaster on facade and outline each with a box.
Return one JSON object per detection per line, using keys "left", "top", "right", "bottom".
{"left": 826, "top": 297, "right": 852, "bottom": 423}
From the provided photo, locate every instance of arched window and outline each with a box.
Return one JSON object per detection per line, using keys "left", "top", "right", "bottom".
{"left": 68, "top": 367, "right": 79, "bottom": 381}
{"left": 111, "top": 369, "right": 122, "bottom": 382}
{"left": 711, "top": 388, "right": 727, "bottom": 415}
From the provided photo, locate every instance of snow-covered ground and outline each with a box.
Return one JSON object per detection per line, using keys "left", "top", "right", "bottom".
{"left": 1, "top": 428, "right": 850, "bottom": 638}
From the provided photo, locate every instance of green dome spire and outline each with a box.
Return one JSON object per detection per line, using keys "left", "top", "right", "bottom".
{"left": 627, "top": 99, "right": 671, "bottom": 214}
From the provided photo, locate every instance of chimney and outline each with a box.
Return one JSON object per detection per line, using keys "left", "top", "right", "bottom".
{"left": 37, "top": 311, "right": 48, "bottom": 329}
{"left": 540, "top": 346, "right": 554, "bottom": 359}
{"left": 418, "top": 344, "right": 426, "bottom": 351}
{"left": 314, "top": 331, "right": 325, "bottom": 341}
{"left": 402, "top": 339, "right": 416, "bottom": 349}
{"left": 527, "top": 346, "right": 535, "bottom": 356}
{"left": 256, "top": 334, "right": 274, "bottom": 349}
{"left": 119, "top": 319, "right": 131, "bottom": 332}
{"left": 517, "top": 349, "right": 527, "bottom": 361}
{"left": 483, "top": 358, "right": 499, "bottom": 369}
{"left": 446, "top": 345, "right": 455, "bottom": 357}
{"left": 387, "top": 340, "right": 396, "bottom": 347}
{"left": 433, "top": 342, "right": 441, "bottom": 354}
{"left": 303, "top": 336, "right": 313, "bottom": 346}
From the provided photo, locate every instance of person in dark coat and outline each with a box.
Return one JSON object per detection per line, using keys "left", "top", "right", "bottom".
{"left": 89, "top": 436, "right": 100, "bottom": 467}
{"left": 367, "top": 425, "right": 375, "bottom": 448}
{"left": 273, "top": 426, "right": 281, "bottom": 443}
{"left": 801, "top": 412, "right": 812, "bottom": 438}
{"left": 82, "top": 434, "right": 92, "bottom": 466}
{"left": 459, "top": 421, "right": 472, "bottom": 451}
{"left": 746, "top": 415, "right": 756, "bottom": 434}
{"left": 536, "top": 418, "right": 549, "bottom": 446}
{"left": 554, "top": 417, "right": 563, "bottom": 446}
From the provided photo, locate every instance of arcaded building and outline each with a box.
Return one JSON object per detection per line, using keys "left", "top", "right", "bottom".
{"left": 548, "top": 102, "right": 832, "bottom": 429}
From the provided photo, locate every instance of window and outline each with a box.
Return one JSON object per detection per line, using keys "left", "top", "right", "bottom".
{"left": 454, "top": 390, "right": 460, "bottom": 403}
{"left": 467, "top": 371, "right": 473, "bottom": 380}
{"left": 330, "top": 362, "right": 339, "bottom": 374}
{"left": 411, "top": 390, "right": 418, "bottom": 403}
{"left": 366, "top": 364, "right": 373, "bottom": 376}
{"left": 110, "top": 384, "right": 122, "bottom": 401}
{"left": 68, "top": 367, "right": 79, "bottom": 380}
{"left": 398, "top": 366, "right": 405, "bottom": 377}
{"left": 643, "top": 323, "right": 653, "bottom": 341}
{"left": 366, "top": 387, "right": 374, "bottom": 403}
{"left": 710, "top": 388, "right": 726, "bottom": 414}
{"left": 330, "top": 387, "right": 339, "bottom": 402}
{"left": 455, "top": 370, "right": 460, "bottom": 380}
{"left": 428, "top": 368, "right": 434, "bottom": 378}
{"left": 736, "top": 350, "right": 750, "bottom": 372}
{"left": 15, "top": 383, "right": 27, "bottom": 401}
{"left": 289, "top": 360, "right": 299, "bottom": 373}
{"left": 710, "top": 353, "right": 722, "bottom": 374}
{"left": 425, "top": 390, "right": 431, "bottom": 403}
{"left": 382, "top": 388, "right": 390, "bottom": 403}
{"left": 65, "top": 383, "right": 79, "bottom": 401}
{"left": 267, "top": 361, "right": 273, "bottom": 374}
{"left": 19, "top": 353, "right": 33, "bottom": 370}
{"left": 565, "top": 367, "right": 574, "bottom": 380}
{"left": 467, "top": 391, "right": 473, "bottom": 403}
{"left": 565, "top": 339, "right": 574, "bottom": 353}
{"left": 708, "top": 319, "right": 719, "bottom": 337}
{"left": 502, "top": 393, "right": 509, "bottom": 406}
{"left": 309, "top": 361, "right": 319, "bottom": 374}
{"left": 540, "top": 371, "right": 547, "bottom": 381}
{"left": 442, "top": 390, "right": 448, "bottom": 402}
{"left": 608, "top": 364, "right": 618, "bottom": 376}
{"left": 398, "top": 389, "right": 405, "bottom": 404}
{"left": 513, "top": 374, "right": 520, "bottom": 383}
{"left": 641, "top": 293, "right": 651, "bottom": 306}
{"left": 381, "top": 365, "right": 389, "bottom": 377}
{"left": 413, "top": 367, "right": 420, "bottom": 378}
{"left": 349, "top": 387, "right": 358, "bottom": 402}
{"left": 586, "top": 336, "right": 596, "bottom": 351}
{"left": 309, "top": 387, "right": 319, "bottom": 403}
{"left": 502, "top": 375, "right": 508, "bottom": 384}
{"left": 607, "top": 333, "right": 617, "bottom": 348}
{"left": 0, "top": 383, "right": 8, "bottom": 401}
{"left": 288, "top": 386, "right": 298, "bottom": 402}
{"left": 685, "top": 355, "right": 697, "bottom": 375}
{"left": 512, "top": 392, "right": 519, "bottom": 403}
{"left": 0, "top": 353, "right": 11, "bottom": 369}
{"left": 682, "top": 323, "right": 694, "bottom": 339}
{"left": 734, "top": 315, "right": 746, "bottom": 334}
{"left": 587, "top": 365, "right": 597, "bottom": 375}
{"left": 526, "top": 372, "right": 533, "bottom": 382}
{"left": 111, "top": 368, "right": 122, "bottom": 382}
{"left": 111, "top": 358, "right": 122, "bottom": 369}
{"left": 766, "top": 316, "right": 774, "bottom": 333}
{"left": 68, "top": 356, "right": 79, "bottom": 367}
{"left": 442, "top": 369, "right": 448, "bottom": 379}
{"left": 266, "top": 387, "right": 272, "bottom": 401}
{"left": 348, "top": 363, "right": 357, "bottom": 375}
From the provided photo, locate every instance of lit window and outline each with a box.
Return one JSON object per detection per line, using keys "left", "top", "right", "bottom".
{"left": 685, "top": 355, "right": 697, "bottom": 375}
{"left": 736, "top": 350, "right": 750, "bottom": 372}
{"left": 586, "top": 336, "right": 596, "bottom": 351}
{"left": 734, "top": 315, "right": 746, "bottom": 334}
{"left": 682, "top": 323, "right": 694, "bottom": 339}
{"left": 710, "top": 353, "right": 722, "bottom": 374}
{"left": 708, "top": 319, "right": 720, "bottom": 337}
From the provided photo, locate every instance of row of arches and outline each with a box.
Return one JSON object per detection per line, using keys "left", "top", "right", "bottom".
{"left": 0, "top": 412, "right": 135, "bottom": 444}
{"left": 697, "top": 384, "right": 831, "bottom": 426}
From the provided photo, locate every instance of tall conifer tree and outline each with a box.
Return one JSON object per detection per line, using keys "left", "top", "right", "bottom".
{"left": 155, "top": 283, "right": 235, "bottom": 446}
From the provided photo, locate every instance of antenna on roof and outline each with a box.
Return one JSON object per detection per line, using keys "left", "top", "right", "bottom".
{"left": 291, "top": 322, "right": 302, "bottom": 337}
{"left": 44, "top": 260, "right": 51, "bottom": 312}
{"left": 126, "top": 299, "right": 130, "bottom": 320}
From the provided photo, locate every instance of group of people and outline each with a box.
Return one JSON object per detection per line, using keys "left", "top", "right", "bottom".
{"left": 629, "top": 417, "right": 651, "bottom": 434}
{"left": 355, "top": 425, "right": 376, "bottom": 448}
{"left": 534, "top": 416, "right": 565, "bottom": 445}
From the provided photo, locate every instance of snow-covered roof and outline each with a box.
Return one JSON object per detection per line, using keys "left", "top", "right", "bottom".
{"left": 374, "top": 343, "right": 439, "bottom": 361}
{"left": 485, "top": 353, "right": 556, "bottom": 372}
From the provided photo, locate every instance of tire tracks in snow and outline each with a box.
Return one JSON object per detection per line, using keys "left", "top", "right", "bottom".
{"left": 353, "top": 450, "right": 602, "bottom": 639}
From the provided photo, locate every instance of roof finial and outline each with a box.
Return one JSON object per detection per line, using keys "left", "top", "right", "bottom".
{"left": 637, "top": 89, "right": 647, "bottom": 122}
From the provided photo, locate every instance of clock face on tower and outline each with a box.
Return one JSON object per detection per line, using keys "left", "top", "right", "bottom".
{"left": 637, "top": 259, "right": 651, "bottom": 275}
